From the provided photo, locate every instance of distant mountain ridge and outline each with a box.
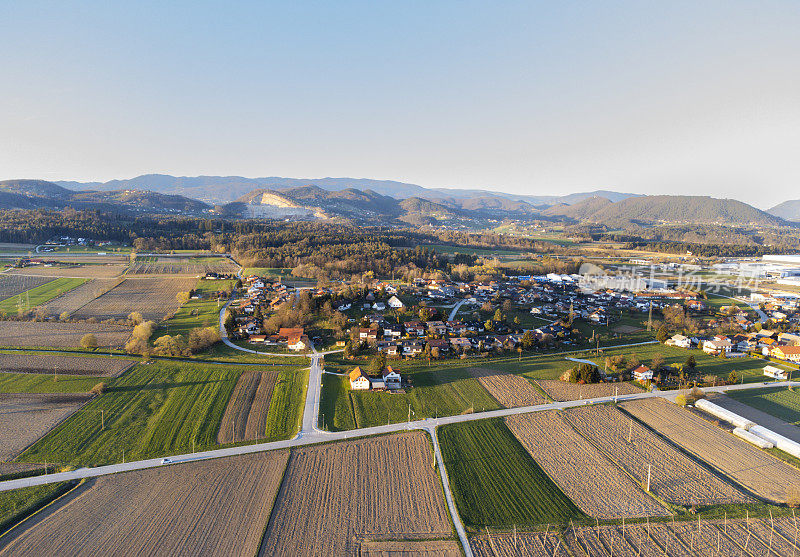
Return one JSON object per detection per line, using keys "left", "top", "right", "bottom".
{"left": 55, "top": 174, "right": 642, "bottom": 206}
{"left": 768, "top": 199, "right": 800, "bottom": 222}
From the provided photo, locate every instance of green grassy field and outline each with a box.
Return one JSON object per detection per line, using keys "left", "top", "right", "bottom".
{"left": 0, "top": 371, "right": 104, "bottom": 393}
{"left": 0, "top": 277, "right": 88, "bottom": 313}
{"left": 17, "top": 361, "right": 249, "bottom": 466}
{"left": 728, "top": 387, "right": 800, "bottom": 425}
{"left": 155, "top": 278, "right": 235, "bottom": 339}
{"left": 0, "top": 482, "right": 74, "bottom": 535}
{"left": 439, "top": 418, "right": 585, "bottom": 529}
{"left": 242, "top": 267, "right": 313, "bottom": 281}
{"left": 263, "top": 365, "right": 309, "bottom": 441}
{"left": 320, "top": 367, "right": 500, "bottom": 430}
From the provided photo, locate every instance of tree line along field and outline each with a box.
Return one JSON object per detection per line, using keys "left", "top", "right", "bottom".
{"left": 439, "top": 418, "right": 585, "bottom": 530}
{"left": 71, "top": 276, "right": 197, "bottom": 321}
{"left": 506, "top": 411, "right": 670, "bottom": 519}
{"left": 563, "top": 404, "right": 750, "bottom": 506}
{"left": 0, "top": 451, "right": 289, "bottom": 556}
{"left": 621, "top": 398, "right": 800, "bottom": 504}
{"left": 0, "top": 393, "right": 92, "bottom": 462}
{"left": 14, "top": 361, "right": 308, "bottom": 466}
{"left": 320, "top": 366, "right": 500, "bottom": 431}
{"left": 0, "top": 321, "right": 131, "bottom": 350}
{"left": 0, "top": 277, "right": 88, "bottom": 315}
{"left": 259, "top": 432, "right": 453, "bottom": 556}
{"left": 0, "top": 353, "right": 135, "bottom": 377}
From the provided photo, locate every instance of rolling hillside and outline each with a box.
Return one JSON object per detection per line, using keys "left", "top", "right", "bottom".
{"left": 768, "top": 200, "right": 800, "bottom": 222}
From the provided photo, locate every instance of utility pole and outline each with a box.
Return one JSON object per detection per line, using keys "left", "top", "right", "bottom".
{"left": 628, "top": 419, "right": 633, "bottom": 443}
{"left": 647, "top": 301, "right": 653, "bottom": 332}
{"left": 101, "top": 409, "right": 104, "bottom": 430}
{"left": 646, "top": 464, "right": 651, "bottom": 492}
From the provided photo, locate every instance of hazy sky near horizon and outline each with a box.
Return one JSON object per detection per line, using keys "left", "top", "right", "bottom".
{"left": 1, "top": 1, "right": 799, "bottom": 208}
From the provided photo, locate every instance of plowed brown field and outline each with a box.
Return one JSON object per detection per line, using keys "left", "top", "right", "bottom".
{"left": 506, "top": 411, "right": 669, "bottom": 519}
{"left": 41, "top": 278, "right": 122, "bottom": 316}
{"left": 0, "top": 393, "right": 91, "bottom": 461}
{"left": 536, "top": 379, "right": 643, "bottom": 401}
{"left": 0, "top": 321, "right": 131, "bottom": 349}
{"left": 72, "top": 277, "right": 196, "bottom": 321}
{"left": 471, "top": 531, "right": 566, "bottom": 556}
{"left": 0, "top": 275, "right": 52, "bottom": 300}
{"left": 259, "top": 431, "right": 452, "bottom": 556}
{"left": 360, "top": 540, "right": 462, "bottom": 556}
{"left": 621, "top": 398, "right": 800, "bottom": 504}
{"left": 468, "top": 367, "right": 547, "bottom": 407}
{"left": 0, "top": 450, "right": 289, "bottom": 556}
{"left": 217, "top": 371, "right": 278, "bottom": 443}
{"left": 0, "top": 354, "right": 134, "bottom": 377}
{"left": 564, "top": 404, "right": 750, "bottom": 506}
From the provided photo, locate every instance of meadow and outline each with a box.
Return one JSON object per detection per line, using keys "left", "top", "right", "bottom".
{"left": 727, "top": 386, "right": 800, "bottom": 425}
{"left": 438, "top": 418, "right": 584, "bottom": 529}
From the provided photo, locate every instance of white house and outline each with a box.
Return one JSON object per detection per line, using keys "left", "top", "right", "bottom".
{"left": 387, "top": 295, "right": 404, "bottom": 309}
{"left": 372, "top": 301, "right": 386, "bottom": 311}
{"left": 703, "top": 339, "right": 732, "bottom": 355}
{"left": 668, "top": 334, "right": 691, "bottom": 348}
{"left": 382, "top": 366, "right": 402, "bottom": 390}
{"left": 763, "top": 365, "right": 788, "bottom": 380}
{"left": 288, "top": 335, "right": 310, "bottom": 351}
{"left": 349, "top": 367, "right": 370, "bottom": 390}
{"left": 632, "top": 365, "right": 653, "bottom": 381}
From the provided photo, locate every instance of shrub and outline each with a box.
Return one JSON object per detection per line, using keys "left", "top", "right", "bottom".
{"left": 675, "top": 394, "right": 688, "bottom": 406}
{"left": 80, "top": 333, "right": 98, "bottom": 349}
{"left": 90, "top": 382, "right": 107, "bottom": 395}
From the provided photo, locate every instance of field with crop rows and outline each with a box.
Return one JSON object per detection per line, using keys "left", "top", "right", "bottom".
{"left": 0, "top": 451, "right": 289, "bottom": 556}
{"left": 0, "top": 277, "right": 87, "bottom": 314}
{"left": 0, "top": 482, "right": 74, "bottom": 539}
{"left": 40, "top": 278, "right": 122, "bottom": 316}
{"left": 359, "top": 540, "right": 462, "bottom": 556}
{"left": 470, "top": 530, "right": 565, "bottom": 557}
{"left": 259, "top": 432, "right": 452, "bottom": 556}
{"left": 0, "top": 354, "right": 134, "bottom": 377}
{"left": 506, "top": 411, "right": 669, "bottom": 518}
{"left": 563, "top": 404, "right": 750, "bottom": 506}
{"left": 0, "top": 321, "right": 131, "bottom": 349}
{"left": 621, "top": 398, "right": 800, "bottom": 504}
{"left": 127, "top": 255, "right": 238, "bottom": 275}
{"left": 72, "top": 277, "right": 196, "bottom": 321}
{"left": 439, "top": 418, "right": 583, "bottom": 529}
{"left": 17, "top": 361, "right": 245, "bottom": 466}
{"left": 0, "top": 393, "right": 91, "bottom": 461}
{"left": 536, "top": 379, "right": 643, "bottom": 401}
{"left": 217, "top": 371, "right": 278, "bottom": 443}
{"left": 727, "top": 387, "right": 800, "bottom": 427}
{"left": 467, "top": 367, "right": 547, "bottom": 407}
{"left": 0, "top": 275, "right": 52, "bottom": 300}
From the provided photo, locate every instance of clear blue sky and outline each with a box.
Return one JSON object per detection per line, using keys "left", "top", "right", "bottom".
{"left": 1, "top": 1, "right": 798, "bottom": 207}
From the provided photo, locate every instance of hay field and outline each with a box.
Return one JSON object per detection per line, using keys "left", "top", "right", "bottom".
{"left": 0, "top": 275, "right": 52, "bottom": 300}
{"left": 360, "top": 540, "right": 462, "bottom": 556}
{"left": 0, "top": 321, "right": 131, "bottom": 349}
{"left": 0, "top": 451, "right": 289, "bottom": 556}
{"left": 6, "top": 265, "right": 127, "bottom": 278}
{"left": 40, "top": 278, "right": 122, "bottom": 316}
{"left": 468, "top": 367, "right": 547, "bottom": 407}
{"left": 621, "top": 398, "right": 800, "bottom": 504}
{"left": 536, "top": 379, "right": 643, "bottom": 401}
{"left": 0, "top": 354, "right": 134, "bottom": 377}
{"left": 563, "top": 405, "right": 750, "bottom": 506}
{"left": 72, "top": 277, "right": 196, "bottom": 321}
{"left": 217, "top": 371, "right": 278, "bottom": 443}
{"left": 506, "top": 411, "right": 669, "bottom": 519}
{"left": 0, "top": 393, "right": 91, "bottom": 461}
{"left": 259, "top": 432, "right": 452, "bottom": 556}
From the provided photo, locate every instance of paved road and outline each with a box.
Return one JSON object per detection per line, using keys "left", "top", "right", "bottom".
{"left": 715, "top": 293, "right": 769, "bottom": 323}
{"left": 447, "top": 299, "right": 468, "bottom": 321}
{"left": 300, "top": 345, "right": 323, "bottom": 435}
{"left": 5, "top": 378, "right": 798, "bottom": 494}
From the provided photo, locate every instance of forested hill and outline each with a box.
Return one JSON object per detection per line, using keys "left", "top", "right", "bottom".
{"left": 768, "top": 199, "right": 800, "bottom": 222}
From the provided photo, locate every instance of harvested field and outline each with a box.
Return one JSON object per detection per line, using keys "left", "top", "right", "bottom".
{"left": 536, "top": 379, "right": 643, "bottom": 401}
{"left": 360, "top": 540, "right": 462, "bottom": 556}
{"left": 217, "top": 371, "right": 278, "bottom": 443}
{"left": 0, "top": 354, "right": 134, "bottom": 377}
{"left": 260, "top": 432, "right": 452, "bottom": 556}
{"left": 40, "top": 278, "right": 122, "bottom": 316}
{"left": 6, "top": 265, "right": 127, "bottom": 278}
{"left": 506, "top": 411, "right": 669, "bottom": 519}
{"left": 72, "top": 277, "right": 196, "bottom": 321}
{"left": 468, "top": 367, "right": 547, "bottom": 407}
{"left": 127, "top": 256, "right": 238, "bottom": 275}
{"left": 621, "top": 398, "right": 800, "bottom": 504}
{"left": 563, "top": 405, "right": 750, "bottom": 506}
{"left": 471, "top": 531, "right": 566, "bottom": 557}
{"left": 0, "top": 321, "right": 131, "bottom": 349}
{"left": 0, "top": 393, "right": 91, "bottom": 461}
{"left": 0, "top": 451, "right": 289, "bottom": 557}
{"left": 0, "top": 275, "right": 52, "bottom": 300}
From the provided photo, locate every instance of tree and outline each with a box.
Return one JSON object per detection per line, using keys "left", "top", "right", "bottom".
{"left": 728, "top": 371, "right": 738, "bottom": 384}
{"left": 176, "top": 291, "right": 191, "bottom": 304}
{"left": 521, "top": 330, "right": 535, "bottom": 350}
{"left": 90, "top": 382, "right": 107, "bottom": 395}
{"left": 223, "top": 310, "right": 236, "bottom": 333}
{"left": 127, "top": 312, "right": 143, "bottom": 326}
{"left": 493, "top": 308, "right": 503, "bottom": 323}
{"left": 419, "top": 307, "right": 432, "bottom": 321}
{"left": 368, "top": 352, "right": 386, "bottom": 375}
{"left": 80, "top": 333, "right": 98, "bottom": 350}
{"left": 656, "top": 325, "right": 669, "bottom": 343}
{"left": 484, "top": 319, "right": 495, "bottom": 332}
{"left": 650, "top": 352, "right": 665, "bottom": 371}
{"left": 684, "top": 354, "right": 697, "bottom": 369}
